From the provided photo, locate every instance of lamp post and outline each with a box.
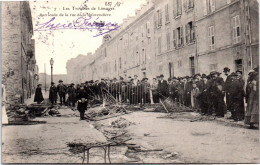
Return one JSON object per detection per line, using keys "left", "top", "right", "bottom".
{"left": 50, "top": 58, "right": 54, "bottom": 83}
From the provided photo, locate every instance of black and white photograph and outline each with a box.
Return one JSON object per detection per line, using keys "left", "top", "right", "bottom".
{"left": 1, "top": 0, "right": 259, "bottom": 163}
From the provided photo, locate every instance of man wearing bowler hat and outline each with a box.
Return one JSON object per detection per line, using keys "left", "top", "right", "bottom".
{"left": 57, "top": 80, "right": 67, "bottom": 105}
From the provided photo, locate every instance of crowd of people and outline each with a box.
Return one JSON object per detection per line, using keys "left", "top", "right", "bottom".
{"left": 34, "top": 66, "right": 259, "bottom": 128}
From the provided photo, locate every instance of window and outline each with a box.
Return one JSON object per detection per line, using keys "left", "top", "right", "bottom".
{"left": 208, "top": 26, "right": 215, "bottom": 50}
{"left": 141, "top": 48, "right": 146, "bottom": 64}
{"left": 115, "top": 60, "right": 117, "bottom": 71}
{"left": 178, "top": 60, "right": 182, "bottom": 68}
{"left": 124, "top": 34, "right": 128, "bottom": 47}
{"left": 177, "top": 26, "right": 184, "bottom": 47}
{"left": 104, "top": 47, "right": 107, "bottom": 57}
{"left": 157, "top": 10, "right": 162, "bottom": 27}
{"left": 187, "top": 0, "right": 194, "bottom": 9}
{"left": 119, "top": 57, "right": 122, "bottom": 69}
{"left": 136, "top": 51, "right": 140, "bottom": 65}
{"left": 177, "top": 0, "right": 182, "bottom": 16}
{"left": 209, "top": 63, "right": 218, "bottom": 71}
{"left": 189, "top": 57, "right": 195, "bottom": 76}
{"left": 141, "top": 25, "right": 145, "bottom": 40}
{"left": 146, "top": 21, "right": 151, "bottom": 38}
{"left": 166, "top": 32, "right": 171, "bottom": 50}
{"left": 159, "top": 64, "right": 163, "bottom": 71}
{"left": 185, "top": 21, "right": 195, "bottom": 44}
{"left": 158, "top": 37, "right": 161, "bottom": 53}
{"left": 206, "top": 0, "right": 215, "bottom": 13}
{"left": 173, "top": 29, "right": 177, "bottom": 48}
{"left": 233, "top": 15, "right": 241, "bottom": 44}
{"left": 165, "top": 4, "right": 170, "bottom": 23}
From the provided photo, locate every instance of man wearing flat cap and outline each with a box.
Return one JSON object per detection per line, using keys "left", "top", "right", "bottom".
{"left": 57, "top": 80, "right": 67, "bottom": 105}
{"left": 49, "top": 82, "right": 57, "bottom": 104}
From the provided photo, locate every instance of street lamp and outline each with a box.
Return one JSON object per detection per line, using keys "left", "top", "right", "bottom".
{"left": 50, "top": 58, "right": 54, "bottom": 83}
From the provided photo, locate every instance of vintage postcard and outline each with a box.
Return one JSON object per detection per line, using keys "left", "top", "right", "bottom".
{"left": 1, "top": 0, "right": 259, "bottom": 164}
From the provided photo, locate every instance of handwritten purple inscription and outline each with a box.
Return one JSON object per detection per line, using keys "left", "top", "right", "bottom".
{"left": 34, "top": 16, "right": 120, "bottom": 37}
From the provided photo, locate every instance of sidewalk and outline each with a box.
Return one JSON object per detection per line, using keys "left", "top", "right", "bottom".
{"left": 24, "top": 91, "right": 49, "bottom": 105}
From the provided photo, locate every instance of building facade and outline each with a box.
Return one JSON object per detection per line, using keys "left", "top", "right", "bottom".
{"left": 66, "top": 0, "right": 258, "bottom": 82}
{"left": 1, "top": 1, "right": 38, "bottom": 107}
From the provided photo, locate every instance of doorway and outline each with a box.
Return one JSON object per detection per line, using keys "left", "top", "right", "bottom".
{"left": 189, "top": 57, "right": 195, "bottom": 76}
{"left": 168, "top": 62, "right": 174, "bottom": 78}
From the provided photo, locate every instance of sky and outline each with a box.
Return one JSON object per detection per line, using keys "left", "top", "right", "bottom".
{"left": 30, "top": 0, "right": 146, "bottom": 74}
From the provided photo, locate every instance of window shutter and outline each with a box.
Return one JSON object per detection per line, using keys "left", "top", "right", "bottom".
{"left": 190, "top": 0, "right": 194, "bottom": 8}
{"left": 203, "top": 0, "right": 207, "bottom": 15}
{"left": 159, "top": 10, "right": 162, "bottom": 26}
{"left": 232, "top": 17, "right": 236, "bottom": 43}
{"left": 180, "top": 26, "right": 184, "bottom": 45}
{"left": 185, "top": 24, "right": 189, "bottom": 44}
{"left": 211, "top": 0, "right": 216, "bottom": 12}
{"left": 154, "top": 13, "right": 157, "bottom": 29}
{"left": 183, "top": 0, "right": 187, "bottom": 11}
{"left": 192, "top": 24, "right": 195, "bottom": 42}
{"left": 173, "top": 0, "right": 177, "bottom": 18}
{"left": 146, "top": 22, "right": 151, "bottom": 38}
{"left": 173, "top": 29, "right": 176, "bottom": 48}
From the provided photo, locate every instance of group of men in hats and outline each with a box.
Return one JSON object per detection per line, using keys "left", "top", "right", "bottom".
{"left": 43, "top": 65, "right": 258, "bottom": 125}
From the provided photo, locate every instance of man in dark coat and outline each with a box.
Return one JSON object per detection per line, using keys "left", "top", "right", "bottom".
{"left": 77, "top": 85, "right": 89, "bottom": 120}
{"left": 57, "top": 80, "right": 67, "bottom": 105}
{"left": 67, "top": 83, "right": 77, "bottom": 107}
{"left": 171, "top": 77, "right": 179, "bottom": 102}
{"left": 229, "top": 72, "right": 245, "bottom": 121}
{"left": 157, "top": 74, "right": 168, "bottom": 100}
{"left": 197, "top": 74, "right": 209, "bottom": 115}
{"left": 183, "top": 76, "right": 192, "bottom": 107}
{"left": 49, "top": 82, "right": 57, "bottom": 104}
{"left": 223, "top": 67, "right": 232, "bottom": 113}
{"left": 34, "top": 84, "right": 44, "bottom": 104}
{"left": 208, "top": 71, "right": 226, "bottom": 117}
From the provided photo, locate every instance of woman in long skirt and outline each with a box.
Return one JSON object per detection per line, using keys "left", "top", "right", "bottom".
{"left": 245, "top": 71, "right": 259, "bottom": 129}
{"left": 34, "top": 84, "right": 44, "bottom": 104}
